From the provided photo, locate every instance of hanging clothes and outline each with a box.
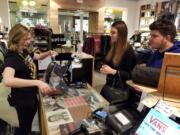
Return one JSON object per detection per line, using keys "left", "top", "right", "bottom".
{"left": 83, "top": 37, "right": 95, "bottom": 56}
{"left": 101, "top": 35, "right": 111, "bottom": 55}
{"left": 92, "top": 35, "right": 102, "bottom": 54}
{"left": 83, "top": 35, "right": 111, "bottom": 56}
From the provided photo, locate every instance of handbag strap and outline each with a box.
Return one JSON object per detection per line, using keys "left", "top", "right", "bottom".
{"left": 112, "top": 71, "right": 121, "bottom": 87}
{"left": 112, "top": 77, "right": 116, "bottom": 87}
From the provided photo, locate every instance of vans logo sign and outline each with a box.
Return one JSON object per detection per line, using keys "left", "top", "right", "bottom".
{"left": 150, "top": 116, "right": 168, "bottom": 133}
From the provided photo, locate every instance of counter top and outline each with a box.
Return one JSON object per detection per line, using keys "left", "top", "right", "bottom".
{"left": 39, "top": 84, "right": 109, "bottom": 135}
{"left": 126, "top": 80, "right": 157, "bottom": 93}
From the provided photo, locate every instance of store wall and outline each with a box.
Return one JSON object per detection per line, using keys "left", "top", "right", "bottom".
{"left": 48, "top": 0, "right": 172, "bottom": 37}
{"left": 9, "top": 12, "right": 16, "bottom": 27}
{"left": 49, "top": 0, "right": 105, "bottom": 33}
{"left": 105, "top": 0, "right": 139, "bottom": 38}
{"left": 49, "top": 0, "right": 139, "bottom": 36}
{"left": 135, "top": 0, "right": 170, "bottom": 31}
{"left": 0, "top": 0, "right": 10, "bottom": 28}
{"left": 89, "top": 12, "right": 99, "bottom": 33}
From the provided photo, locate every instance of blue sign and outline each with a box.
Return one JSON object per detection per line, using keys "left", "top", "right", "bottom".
{"left": 136, "top": 109, "right": 180, "bottom": 135}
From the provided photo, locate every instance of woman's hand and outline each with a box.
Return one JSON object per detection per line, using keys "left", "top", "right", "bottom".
{"left": 36, "top": 80, "right": 55, "bottom": 95}
{"left": 34, "top": 50, "right": 58, "bottom": 60}
{"left": 100, "top": 65, "right": 117, "bottom": 75}
{"left": 49, "top": 50, "right": 58, "bottom": 57}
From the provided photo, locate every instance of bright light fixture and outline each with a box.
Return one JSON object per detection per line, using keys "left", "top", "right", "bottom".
{"left": 29, "top": 0, "right": 36, "bottom": 7}
{"left": 22, "top": 0, "right": 28, "bottom": 6}
{"left": 106, "top": 9, "right": 113, "bottom": 14}
{"left": 22, "top": 0, "right": 36, "bottom": 7}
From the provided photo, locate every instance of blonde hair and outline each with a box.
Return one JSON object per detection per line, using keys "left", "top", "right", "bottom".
{"left": 8, "top": 24, "right": 30, "bottom": 52}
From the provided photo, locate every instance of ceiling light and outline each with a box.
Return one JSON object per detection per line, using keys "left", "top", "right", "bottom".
{"left": 106, "top": 9, "right": 113, "bottom": 14}
{"left": 22, "top": 0, "right": 28, "bottom": 6}
{"left": 29, "top": 0, "right": 36, "bottom": 7}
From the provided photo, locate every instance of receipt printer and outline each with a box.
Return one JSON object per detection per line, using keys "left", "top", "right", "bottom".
{"left": 105, "top": 109, "right": 138, "bottom": 135}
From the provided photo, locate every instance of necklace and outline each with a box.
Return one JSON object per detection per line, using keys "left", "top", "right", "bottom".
{"left": 18, "top": 52, "right": 37, "bottom": 79}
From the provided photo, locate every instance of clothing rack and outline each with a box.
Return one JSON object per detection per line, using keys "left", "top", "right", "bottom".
{"left": 83, "top": 33, "right": 111, "bottom": 70}
{"left": 83, "top": 33, "right": 111, "bottom": 55}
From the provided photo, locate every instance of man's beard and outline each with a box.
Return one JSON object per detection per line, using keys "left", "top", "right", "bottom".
{"left": 158, "top": 38, "right": 167, "bottom": 52}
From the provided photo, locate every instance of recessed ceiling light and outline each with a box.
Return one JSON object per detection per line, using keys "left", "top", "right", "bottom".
{"left": 22, "top": 0, "right": 28, "bottom": 6}
{"left": 29, "top": 0, "right": 36, "bottom": 7}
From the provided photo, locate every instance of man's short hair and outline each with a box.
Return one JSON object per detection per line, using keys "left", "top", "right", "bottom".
{"left": 149, "top": 19, "right": 176, "bottom": 42}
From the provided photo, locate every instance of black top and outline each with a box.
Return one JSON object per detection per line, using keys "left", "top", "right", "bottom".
{"left": 105, "top": 45, "right": 136, "bottom": 89}
{"left": 4, "top": 50, "right": 38, "bottom": 107}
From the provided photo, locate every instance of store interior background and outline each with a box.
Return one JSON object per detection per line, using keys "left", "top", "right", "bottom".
{"left": 0, "top": 0, "right": 179, "bottom": 133}
{"left": 1, "top": 0, "right": 177, "bottom": 39}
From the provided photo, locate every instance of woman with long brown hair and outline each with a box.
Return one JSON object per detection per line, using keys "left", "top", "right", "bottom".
{"left": 3, "top": 24, "right": 57, "bottom": 135}
{"left": 100, "top": 20, "right": 136, "bottom": 102}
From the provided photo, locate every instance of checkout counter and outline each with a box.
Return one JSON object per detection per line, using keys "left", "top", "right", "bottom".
{"left": 37, "top": 52, "right": 109, "bottom": 135}
{"left": 39, "top": 84, "right": 109, "bottom": 135}
{"left": 38, "top": 53, "right": 180, "bottom": 135}
{"left": 126, "top": 53, "right": 180, "bottom": 116}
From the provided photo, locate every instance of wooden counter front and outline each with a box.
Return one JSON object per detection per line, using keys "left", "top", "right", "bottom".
{"left": 126, "top": 80, "right": 180, "bottom": 114}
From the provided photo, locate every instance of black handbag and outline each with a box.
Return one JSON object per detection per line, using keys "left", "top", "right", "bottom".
{"left": 100, "top": 72, "right": 129, "bottom": 103}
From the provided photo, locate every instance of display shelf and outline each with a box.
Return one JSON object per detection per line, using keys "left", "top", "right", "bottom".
{"left": 139, "top": 3, "right": 156, "bottom": 31}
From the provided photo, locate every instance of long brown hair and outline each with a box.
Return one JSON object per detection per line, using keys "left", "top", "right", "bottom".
{"left": 8, "top": 24, "right": 30, "bottom": 52}
{"left": 105, "top": 21, "right": 129, "bottom": 67}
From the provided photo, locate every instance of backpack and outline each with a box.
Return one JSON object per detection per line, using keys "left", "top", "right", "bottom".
{"left": 132, "top": 65, "right": 160, "bottom": 88}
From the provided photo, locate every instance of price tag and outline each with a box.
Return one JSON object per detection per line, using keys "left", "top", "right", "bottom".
{"left": 155, "top": 100, "right": 176, "bottom": 117}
